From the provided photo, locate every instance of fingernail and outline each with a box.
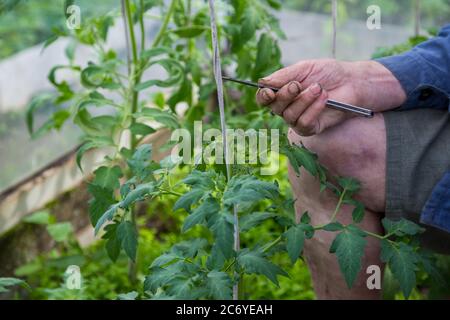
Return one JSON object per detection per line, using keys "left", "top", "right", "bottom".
{"left": 262, "top": 89, "right": 271, "bottom": 101}
{"left": 260, "top": 76, "right": 272, "bottom": 83}
{"left": 288, "top": 82, "right": 301, "bottom": 95}
{"left": 310, "top": 83, "right": 322, "bottom": 96}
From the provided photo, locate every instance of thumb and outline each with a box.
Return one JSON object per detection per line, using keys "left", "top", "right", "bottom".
{"left": 259, "top": 63, "right": 307, "bottom": 88}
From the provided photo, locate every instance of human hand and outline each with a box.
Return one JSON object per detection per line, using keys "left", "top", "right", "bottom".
{"left": 256, "top": 59, "right": 406, "bottom": 136}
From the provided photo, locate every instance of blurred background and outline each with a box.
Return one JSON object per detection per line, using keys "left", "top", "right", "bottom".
{"left": 0, "top": 0, "right": 449, "bottom": 299}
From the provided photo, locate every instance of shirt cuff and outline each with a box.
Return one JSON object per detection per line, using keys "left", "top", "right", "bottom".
{"left": 375, "top": 54, "right": 450, "bottom": 111}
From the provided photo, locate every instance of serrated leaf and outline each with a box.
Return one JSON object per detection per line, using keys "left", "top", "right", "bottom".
{"left": 174, "top": 189, "right": 205, "bottom": 212}
{"left": 95, "top": 203, "right": 120, "bottom": 234}
{"left": 87, "top": 183, "right": 116, "bottom": 226}
{"left": 182, "top": 197, "right": 219, "bottom": 232}
{"left": 135, "top": 59, "right": 183, "bottom": 91}
{"left": 382, "top": 218, "right": 425, "bottom": 237}
{"left": 206, "top": 271, "right": 232, "bottom": 300}
{"left": 322, "top": 222, "right": 344, "bottom": 232}
{"left": 92, "top": 166, "right": 123, "bottom": 190}
{"left": 117, "top": 221, "right": 138, "bottom": 261}
{"left": 330, "top": 227, "right": 367, "bottom": 288}
{"left": 211, "top": 211, "right": 234, "bottom": 259}
{"left": 240, "top": 212, "right": 275, "bottom": 232}
{"left": 352, "top": 203, "right": 365, "bottom": 223}
{"left": 103, "top": 223, "right": 121, "bottom": 262}
{"left": 237, "top": 249, "right": 288, "bottom": 286}
{"left": 136, "top": 108, "right": 180, "bottom": 129}
{"left": 292, "top": 146, "right": 317, "bottom": 177}
{"left": 381, "top": 240, "right": 418, "bottom": 298}
{"left": 223, "top": 175, "right": 279, "bottom": 207}
{"left": 337, "top": 177, "right": 360, "bottom": 193}
{"left": 129, "top": 123, "right": 156, "bottom": 136}
{"left": 284, "top": 224, "right": 308, "bottom": 263}
{"left": 76, "top": 138, "right": 113, "bottom": 171}
{"left": 127, "top": 144, "right": 153, "bottom": 180}
{"left": 120, "top": 182, "right": 155, "bottom": 208}
{"left": 253, "top": 33, "right": 273, "bottom": 79}
{"left": 300, "top": 212, "right": 311, "bottom": 224}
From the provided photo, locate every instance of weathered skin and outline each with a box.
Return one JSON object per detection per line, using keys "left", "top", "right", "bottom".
{"left": 256, "top": 59, "right": 406, "bottom": 299}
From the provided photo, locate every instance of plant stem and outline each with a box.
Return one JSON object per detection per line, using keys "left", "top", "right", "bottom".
{"left": 123, "top": 0, "right": 141, "bottom": 285}
{"left": 152, "top": 0, "right": 177, "bottom": 48}
{"left": 139, "top": 0, "right": 146, "bottom": 51}
{"left": 262, "top": 236, "right": 282, "bottom": 253}
{"left": 330, "top": 189, "right": 346, "bottom": 222}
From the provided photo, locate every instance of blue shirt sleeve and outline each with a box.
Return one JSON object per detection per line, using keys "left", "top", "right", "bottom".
{"left": 375, "top": 24, "right": 450, "bottom": 111}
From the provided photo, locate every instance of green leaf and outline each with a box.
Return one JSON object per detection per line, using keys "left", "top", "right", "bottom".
{"left": 223, "top": 175, "right": 279, "bottom": 208}
{"left": 88, "top": 184, "right": 116, "bottom": 226}
{"left": 23, "top": 210, "right": 54, "bottom": 225}
{"left": 206, "top": 271, "right": 232, "bottom": 300}
{"left": 284, "top": 224, "right": 307, "bottom": 264}
{"left": 80, "top": 65, "right": 118, "bottom": 89}
{"left": 382, "top": 218, "right": 425, "bottom": 237}
{"left": 26, "top": 93, "right": 54, "bottom": 134}
{"left": 300, "top": 211, "right": 311, "bottom": 224}
{"left": 127, "top": 144, "right": 152, "bottom": 180}
{"left": 322, "top": 222, "right": 344, "bottom": 232}
{"left": 103, "top": 223, "right": 121, "bottom": 262}
{"left": 240, "top": 6, "right": 260, "bottom": 43}
{"left": 182, "top": 197, "right": 219, "bottom": 232}
{"left": 120, "top": 182, "right": 156, "bottom": 208}
{"left": 129, "top": 123, "right": 156, "bottom": 136}
{"left": 174, "top": 189, "right": 205, "bottom": 212}
{"left": 92, "top": 166, "right": 123, "bottom": 190}
{"left": 292, "top": 146, "right": 318, "bottom": 177}
{"left": 352, "top": 203, "right": 365, "bottom": 223}
{"left": 253, "top": 33, "right": 273, "bottom": 79}
{"left": 172, "top": 25, "right": 208, "bottom": 38}
{"left": 337, "top": 177, "right": 360, "bottom": 193}
{"left": 240, "top": 212, "right": 275, "bottom": 232}
{"left": 0, "top": 278, "right": 29, "bottom": 294}
{"left": 117, "top": 221, "right": 138, "bottom": 261}
{"left": 330, "top": 227, "right": 367, "bottom": 288}
{"left": 381, "top": 240, "right": 418, "bottom": 298}
{"left": 237, "top": 249, "right": 288, "bottom": 286}
{"left": 136, "top": 108, "right": 179, "bottom": 129}
{"left": 135, "top": 59, "right": 184, "bottom": 91}
{"left": 210, "top": 211, "right": 235, "bottom": 259}
{"left": 46, "top": 222, "right": 73, "bottom": 242}
{"left": 95, "top": 203, "right": 120, "bottom": 234}
{"left": 76, "top": 138, "right": 113, "bottom": 171}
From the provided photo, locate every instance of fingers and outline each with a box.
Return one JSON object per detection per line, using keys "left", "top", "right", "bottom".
{"left": 256, "top": 88, "right": 276, "bottom": 106}
{"left": 271, "top": 81, "right": 303, "bottom": 115}
{"left": 293, "top": 87, "right": 328, "bottom": 136}
{"left": 259, "top": 62, "right": 309, "bottom": 88}
{"left": 281, "top": 83, "right": 323, "bottom": 125}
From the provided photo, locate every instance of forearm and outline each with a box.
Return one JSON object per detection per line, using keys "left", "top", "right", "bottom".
{"left": 348, "top": 60, "right": 407, "bottom": 112}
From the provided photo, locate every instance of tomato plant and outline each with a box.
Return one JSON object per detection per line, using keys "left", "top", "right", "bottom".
{"left": 26, "top": 0, "right": 443, "bottom": 299}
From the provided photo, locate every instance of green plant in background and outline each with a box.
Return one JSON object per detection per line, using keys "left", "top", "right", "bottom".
{"left": 21, "top": 0, "right": 447, "bottom": 300}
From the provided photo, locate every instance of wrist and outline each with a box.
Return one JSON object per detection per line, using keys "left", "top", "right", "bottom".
{"left": 349, "top": 60, "right": 407, "bottom": 111}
